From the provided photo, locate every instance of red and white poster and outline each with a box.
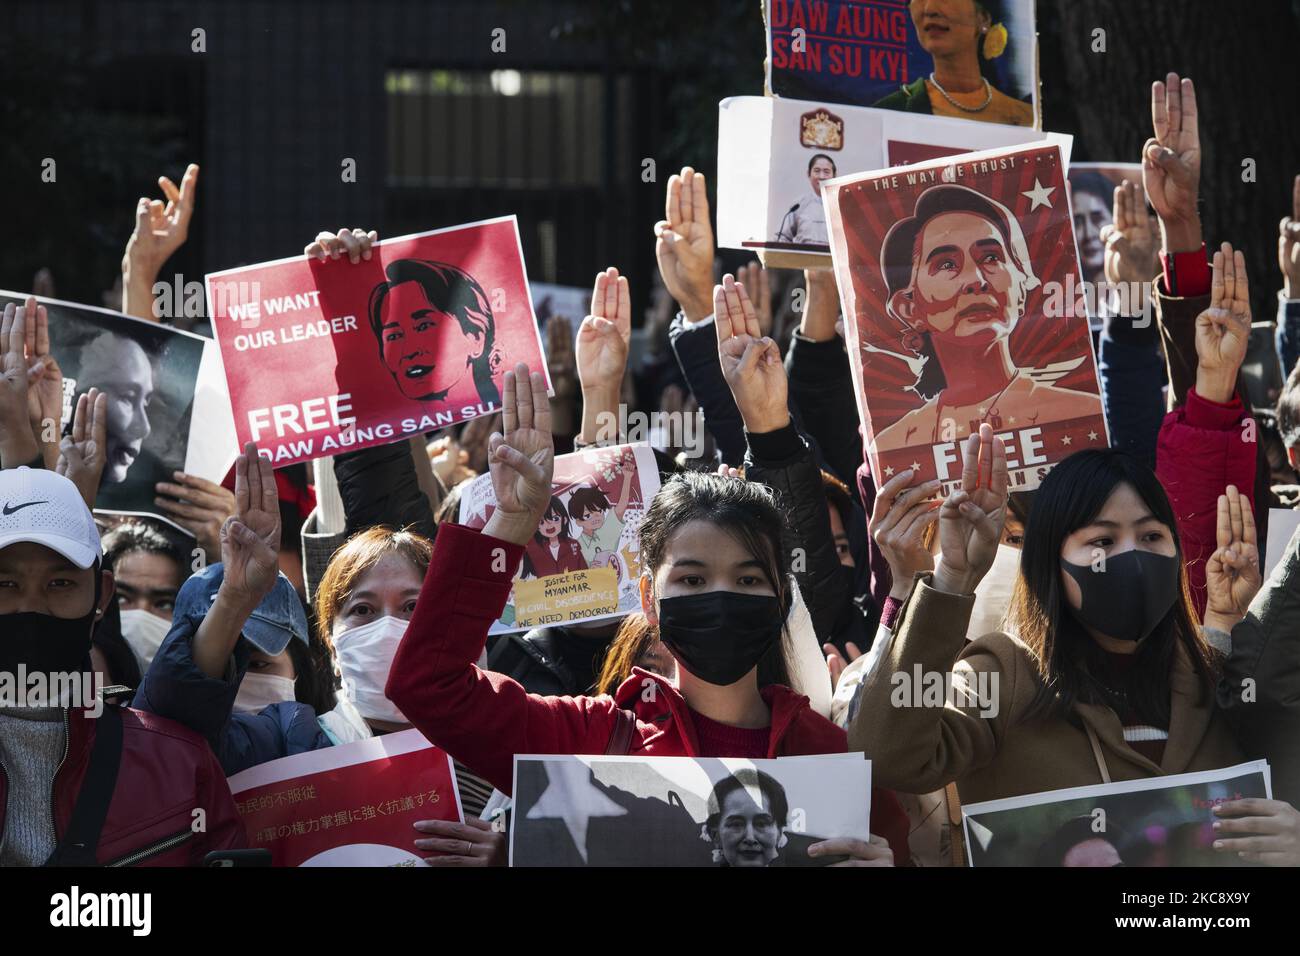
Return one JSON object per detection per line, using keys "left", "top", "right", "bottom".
{"left": 824, "top": 142, "right": 1108, "bottom": 494}
{"left": 226, "top": 729, "right": 462, "bottom": 866}
{"left": 205, "top": 217, "right": 550, "bottom": 468}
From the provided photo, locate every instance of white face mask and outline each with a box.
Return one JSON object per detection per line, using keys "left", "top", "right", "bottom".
{"left": 119, "top": 609, "right": 173, "bottom": 674}
{"left": 332, "top": 615, "right": 408, "bottom": 725}
{"left": 234, "top": 672, "right": 298, "bottom": 714}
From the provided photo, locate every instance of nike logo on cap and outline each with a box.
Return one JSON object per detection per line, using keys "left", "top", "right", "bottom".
{"left": 2, "top": 500, "right": 48, "bottom": 515}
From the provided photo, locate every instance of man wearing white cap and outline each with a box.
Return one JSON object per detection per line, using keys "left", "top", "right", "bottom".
{"left": 0, "top": 465, "right": 247, "bottom": 865}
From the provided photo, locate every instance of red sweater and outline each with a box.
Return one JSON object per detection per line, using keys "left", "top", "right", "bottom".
{"left": 387, "top": 522, "right": 912, "bottom": 863}
{"left": 1155, "top": 387, "right": 1256, "bottom": 617}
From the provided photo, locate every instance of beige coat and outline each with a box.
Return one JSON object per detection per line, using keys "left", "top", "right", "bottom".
{"left": 848, "top": 574, "right": 1245, "bottom": 806}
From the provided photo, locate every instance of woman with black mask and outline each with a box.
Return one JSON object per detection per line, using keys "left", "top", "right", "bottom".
{"left": 849, "top": 424, "right": 1300, "bottom": 865}
{"left": 387, "top": 360, "right": 911, "bottom": 865}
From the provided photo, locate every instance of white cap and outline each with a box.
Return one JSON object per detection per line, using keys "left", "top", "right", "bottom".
{"left": 0, "top": 467, "right": 101, "bottom": 569}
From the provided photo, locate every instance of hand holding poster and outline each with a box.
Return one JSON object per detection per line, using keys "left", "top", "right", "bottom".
{"left": 205, "top": 217, "right": 549, "bottom": 468}
{"left": 765, "top": 0, "right": 1039, "bottom": 128}
{"left": 0, "top": 291, "right": 236, "bottom": 530}
{"left": 226, "top": 729, "right": 461, "bottom": 866}
{"left": 823, "top": 141, "right": 1108, "bottom": 493}
{"left": 510, "top": 754, "right": 870, "bottom": 867}
{"left": 458, "top": 442, "right": 661, "bottom": 634}
{"left": 962, "top": 761, "right": 1273, "bottom": 867}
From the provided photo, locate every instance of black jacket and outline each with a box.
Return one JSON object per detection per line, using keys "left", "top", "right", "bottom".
{"left": 486, "top": 623, "right": 622, "bottom": 697}
{"left": 335, "top": 441, "right": 438, "bottom": 542}
{"left": 744, "top": 422, "right": 855, "bottom": 651}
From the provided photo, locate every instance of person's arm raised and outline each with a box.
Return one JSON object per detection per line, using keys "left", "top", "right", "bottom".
{"left": 387, "top": 365, "right": 624, "bottom": 794}
{"left": 1143, "top": 73, "right": 1202, "bottom": 257}
{"left": 55, "top": 389, "right": 108, "bottom": 509}
{"left": 482, "top": 365, "right": 556, "bottom": 545}
{"left": 1194, "top": 243, "right": 1252, "bottom": 404}
{"left": 575, "top": 267, "right": 631, "bottom": 446}
{"left": 654, "top": 167, "right": 715, "bottom": 325}
{"left": 0, "top": 301, "right": 41, "bottom": 468}
{"left": 931, "top": 424, "right": 1010, "bottom": 596}
{"left": 191, "top": 442, "right": 282, "bottom": 679}
{"left": 121, "top": 164, "right": 199, "bottom": 322}
{"left": 715, "top": 273, "right": 789, "bottom": 434}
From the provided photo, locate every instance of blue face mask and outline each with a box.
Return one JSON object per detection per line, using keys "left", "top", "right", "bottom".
{"left": 1061, "top": 549, "right": 1180, "bottom": 643}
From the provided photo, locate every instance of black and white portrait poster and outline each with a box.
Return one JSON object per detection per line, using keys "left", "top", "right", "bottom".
{"left": 510, "top": 754, "right": 871, "bottom": 867}
{"left": 0, "top": 291, "right": 237, "bottom": 530}
{"left": 962, "top": 761, "right": 1273, "bottom": 867}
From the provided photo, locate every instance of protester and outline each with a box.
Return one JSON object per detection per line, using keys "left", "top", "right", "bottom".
{"left": 0, "top": 462, "right": 244, "bottom": 865}
{"left": 386, "top": 361, "right": 910, "bottom": 865}
{"left": 847, "top": 425, "right": 1300, "bottom": 864}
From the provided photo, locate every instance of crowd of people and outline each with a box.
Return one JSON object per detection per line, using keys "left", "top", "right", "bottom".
{"left": 2, "top": 70, "right": 1300, "bottom": 868}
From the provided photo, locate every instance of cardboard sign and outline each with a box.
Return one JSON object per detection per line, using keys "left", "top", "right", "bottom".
{"left": 458, "top": 442, "right": 661, "bottom": 635}
{"left": 205, "top": 217, "right": 550, "bottom": 468}
{"left": 226, "top": 729, "right": 461, "bottom": 866}
{"left": 511, "top": 753, "right": 870, "bottom": 867}
{"left": 0, "top": 291, "right": 236, "bottom": 533}
{"left": 962, "top": 760, "right": 1272, "bottom": 867}
{"left": 823, "top": 141, "right": 1107, "bottom": 494}
{"left": 716, "top": 96, "right": 1053, "bottom": 269}
{"left": 765, "top": 0, "right": 1039, "bottom": 128}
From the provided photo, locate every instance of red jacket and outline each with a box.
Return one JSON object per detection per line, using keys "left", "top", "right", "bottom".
{"left": 1155, "top": 388, "right": 1257, "bottom": 617}
{"left": 0, "top": 704, "right": 247, "bottom": 866}
{"left": 388, "top": 523, "right": 912, "bottom": 863}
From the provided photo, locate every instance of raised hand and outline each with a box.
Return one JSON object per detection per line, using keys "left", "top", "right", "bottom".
{"left": 305, "top": 227, "right": 378, "bottom": 263}
{"left": 1194, "top": 243, "right": 1251, "bottom": 403}
{"left": 1142, "top": 73, "right": 1201, "bottom": 253}
{"left": 1280, "top": 175, "right": 1300, "bottom": 300}
{"left": 932, "top": 423, "right": 1008, "bottom": 595}
{"left": 545, "top": 315, "right": 577, "bottom": 396}
{"left": 13, "top": 297, "right": 62, "bottom": 469}
{"left": 654, "top": 167, "right": 715, "bottom": 323}
{"left": 122, "top": 164, "right": 200, "bottom": 320}
{"left": 1100, "top": 180, "right": 1159, "bottom": 289}
{"left": 715, "top": 273, "right": 788, "bottom": 434}
{"left": 219, "top": 441, "right": 282, "bottom": 610}
{"left": 1204, "top": 485, "right": 1262, "bottom": 631}
{"left": 870, "top": 468, "right": 943, "bottom": 599}
{"left": 56, "top": 388, "right": 108, "bottom": 508}
{"left": 155, "top": 471, "right": 238, "bottom": 564}
{"left": 577, "top": 267, "right": 631, "bottom": 394}
{"left": 483, "top": 364, "right": 554, "bottom": 544}
{"left": 736, "top": 261, "right": 773, "bottom": 338}
{"left": 0, "top": 302, "right": 40, "bottom": 466}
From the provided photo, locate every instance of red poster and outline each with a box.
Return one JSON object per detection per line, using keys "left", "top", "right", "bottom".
{"left": 205, "top": 217, "right": 549, "bottom": 468}
{"left": 824, "top": 143, "right": 1108, "bottom": 494}
{"left": 226, "top": 730, "right": 462, "bottom": 866}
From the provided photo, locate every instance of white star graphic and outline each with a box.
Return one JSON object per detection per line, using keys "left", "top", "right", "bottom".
{"left": 1088, "top": 430, "right": 1099, "bottom": 442}
{"left": 977, "top": 407, "right": 988, "bottom": 417}
{"left": 526, "top": 759, "right": 628, "bottom": 863}
{"left": 1061, "top": 435, "right": 1072, "bottom": 446}
{"left": 1009, "top": 416, "right": 1017, "bottom": 424}
{"left": 1022, "top": 178, "right": 1056, "bottom": 211}
{"left": 883, "top": 465, "right": 895, "bottom": 477}
{"left": 910, "top": 461, "right": 922, "bottom": 472}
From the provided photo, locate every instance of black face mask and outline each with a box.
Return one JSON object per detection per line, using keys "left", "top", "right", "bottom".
{"left": 656, "top": 591, "right": 784, "bottom": 687}
{"left": 1061, "top": 550, "right": 1180, "bottom": 643}
{"left": 0, "top": 610, "right": 97, "bottom": 681}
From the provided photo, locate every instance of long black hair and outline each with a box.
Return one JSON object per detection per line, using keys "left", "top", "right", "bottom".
{"left": 1005, "top": 450, "right": 1217, "bottom": 727}
{"left": 637, "top": 471, "right": 793, "bottom": 688}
